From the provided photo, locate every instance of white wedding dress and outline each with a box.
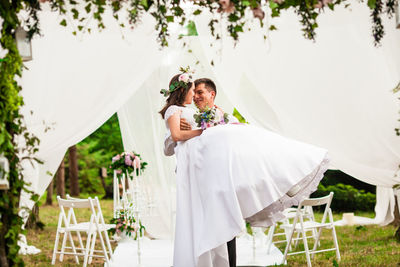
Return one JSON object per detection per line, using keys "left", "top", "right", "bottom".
{"left": 164, "top": 105, "right": 330, "bottom": 267}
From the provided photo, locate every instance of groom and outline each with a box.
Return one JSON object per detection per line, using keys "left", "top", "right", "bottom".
{"left": 163, "top": 78, "right": 238, "bottom": 267}
{"left": 163, "top": 78, "right": 238, "bottom": 155}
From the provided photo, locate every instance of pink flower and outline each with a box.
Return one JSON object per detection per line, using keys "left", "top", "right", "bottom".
{"left": 178, "top": 73, "right": 190, "bottom": 83}
{"left": 314, "top": 1, "right": 323, "bottom": 8}
{"left": 112, "top": 154, "right": 121, "bottom": 163}
{"left": 125, "top": 155, "right": 133, "bottom": 166}
{"left": 133, "top": 157, "right": 140, "bottom": 169}
{"left": 116, "top": 170, "right": 122, "bottom": 174}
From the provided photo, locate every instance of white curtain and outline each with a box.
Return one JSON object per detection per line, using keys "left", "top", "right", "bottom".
{"left": 19, "top": 8, "right": 162, "bottom": 209}
{"left": 193, "top": 2, "right": 400, "bottom": 225}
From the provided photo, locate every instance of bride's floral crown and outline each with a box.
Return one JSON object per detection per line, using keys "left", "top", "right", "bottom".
{"left": 160, "top": 66, "right": 194, "bottom": 97}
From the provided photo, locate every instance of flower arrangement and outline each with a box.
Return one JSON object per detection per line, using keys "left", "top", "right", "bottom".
{"left": 193, "top": 106, "right": 230, "bottom": 130}
{"left": 108, "top": 210, "right": 145, "bottom": 239}
{"left": 110, "top": 151, "right": 148, "bottom": 177}
{"left": 160, "top": 66, "right": 195, "bottom": 97}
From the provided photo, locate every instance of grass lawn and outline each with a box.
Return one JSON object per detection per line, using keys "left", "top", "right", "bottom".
{"left": 22, "top": 199, "right": 400, "bottom": 266}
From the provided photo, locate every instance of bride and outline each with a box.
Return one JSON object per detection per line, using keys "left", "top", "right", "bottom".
{"left": 159, "top": 71, "right": 330, "bottom": 267}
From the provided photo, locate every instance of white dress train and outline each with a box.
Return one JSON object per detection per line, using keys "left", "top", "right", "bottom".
{"left": 164, "top": 105, "right": 330, "bottom": 267}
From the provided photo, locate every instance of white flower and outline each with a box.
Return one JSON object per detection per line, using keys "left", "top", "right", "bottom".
{"left": 178, "top": 73, "right": 190, "bottom": 83}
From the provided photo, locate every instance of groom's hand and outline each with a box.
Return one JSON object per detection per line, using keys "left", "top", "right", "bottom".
{"left": 180, "top": 118, "right": 192, "bottom": 131}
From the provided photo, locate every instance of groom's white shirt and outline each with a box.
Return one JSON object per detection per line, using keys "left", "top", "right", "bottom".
{"left": 164, "top": 113, "right": 239, "bottom": 156}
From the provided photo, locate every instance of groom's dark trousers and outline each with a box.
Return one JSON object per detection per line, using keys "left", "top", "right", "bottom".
{"left": 227, "top": 238, "right": 236, "bottom": 267}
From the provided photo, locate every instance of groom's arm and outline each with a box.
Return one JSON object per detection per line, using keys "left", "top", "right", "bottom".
{"left": 180, "top": 118, "right": 191, "bottom": 130}
{"left": 163, "top": 118, "right": 192, "bottom": 156}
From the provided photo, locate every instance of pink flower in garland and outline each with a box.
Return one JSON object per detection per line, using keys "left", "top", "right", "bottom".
{"left": 112, "top": 154, "right": 121, "bottom": 163}
{"left": 132, "top": 157, "right": 141, "bottom": 169}
{"left": 125, "top": 155, "right": 133, "bottom": 166}
{"left": 178, "top": 73, "right": 190, "bottom": 83}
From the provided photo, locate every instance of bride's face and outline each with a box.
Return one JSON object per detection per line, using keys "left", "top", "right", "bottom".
{"left": 184, "top": 84, "right": 195, "bottom": 105}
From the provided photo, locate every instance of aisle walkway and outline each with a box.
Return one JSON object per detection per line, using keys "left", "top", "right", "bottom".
{"left": 109, "top": 234, "right": 283, "bottom": 267}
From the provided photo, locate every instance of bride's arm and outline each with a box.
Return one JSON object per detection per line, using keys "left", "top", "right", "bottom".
{"left": 168, "top": 112, "right": 202, "bottom": 142}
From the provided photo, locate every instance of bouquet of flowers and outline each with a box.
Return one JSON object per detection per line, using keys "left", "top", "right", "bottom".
{"left": 108, "top": 210, "right": 145, "bottom": 239}
{"left": 110, "top": 151, "right": 148, "bottom": 177}
{"left": 193, "top": 106, "right": 230, "bottom": 130}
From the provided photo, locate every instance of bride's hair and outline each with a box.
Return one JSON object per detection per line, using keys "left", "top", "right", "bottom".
{"left": 159, "top": 74, "right": 193, "bottom": 119}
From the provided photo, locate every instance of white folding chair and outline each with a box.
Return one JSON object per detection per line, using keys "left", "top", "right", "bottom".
{"left": 266, "top": 206, "right": 317, "bottom": 254}
{"left": 280, "top": 192, "right": 340, "bottom": 267}
{"left": 51, "top": 196, "right": 113, "bottom": 266}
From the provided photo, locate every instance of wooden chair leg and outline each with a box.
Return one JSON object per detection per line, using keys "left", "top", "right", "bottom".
{"left": 83, "top": 232, "right": 92, "bottom": 267}
{"left": 301, "top": 228, "right": 312, "bottom": 267}
{"left": 59, "top": 232, "right": 68, "bottom": 262}
{"left": 68, "top": 231, "right": 79, "bottom": 264}
{"left": 51, "top": 230, "right": 60, "bottom": 265}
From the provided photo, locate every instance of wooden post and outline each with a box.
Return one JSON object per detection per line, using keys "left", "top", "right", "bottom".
{"left": 69, "top": 145, "right": 80, "bottom": 196}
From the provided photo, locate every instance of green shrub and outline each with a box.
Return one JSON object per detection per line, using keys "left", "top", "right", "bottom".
{"left": 311, "top": 183, "right": 376, "bottom": 212}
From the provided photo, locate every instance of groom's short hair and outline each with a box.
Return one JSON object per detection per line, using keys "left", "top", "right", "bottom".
{"left": 194, "top": 78, "right": 217, "bottom": 97}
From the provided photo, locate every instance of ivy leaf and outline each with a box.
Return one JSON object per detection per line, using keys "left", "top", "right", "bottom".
{"left": 193, "top": 9, "right": 202, "bottom": 15}
{"left": 367, "top": 0, "right": 376, "bottom": 9}
{"left": 166, "top": 16, "right": 174, "bottom": 22}
{"left": 30, "top": 194, "right": 39, "bottom": 202}
{"left": 85, "top": 3, "right": 92, "bottom": 13}
{"left": 60, "top": 19, "right": 67, "bottom": 27}
{"left": 269, "top": 25, "right": 277, "bottom": 31}
{"left": 186, "top": 21, "right": 198, "bottom": 36}
{"left": 72, "top": 8, "right": 79, "bottom": 19}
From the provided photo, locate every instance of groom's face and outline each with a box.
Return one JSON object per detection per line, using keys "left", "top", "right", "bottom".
{"left": 194, "top": 83, "right": 215, "bottom": 111}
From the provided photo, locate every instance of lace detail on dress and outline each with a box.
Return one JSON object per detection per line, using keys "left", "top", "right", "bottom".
{"left": 245, "top": 154, "right": 330, "bottom": 228}
{"left": 164, "top": 105, "right": 181, "bottom": 122}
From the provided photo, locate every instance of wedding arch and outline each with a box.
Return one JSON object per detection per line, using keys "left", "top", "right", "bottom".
{"left": 15, "top": 0, "right": 400, "bottom": 245}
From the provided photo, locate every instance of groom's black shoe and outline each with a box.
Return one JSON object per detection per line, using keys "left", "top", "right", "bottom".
{"left": 227, "top": 238, "right": 236, "bottom": 267}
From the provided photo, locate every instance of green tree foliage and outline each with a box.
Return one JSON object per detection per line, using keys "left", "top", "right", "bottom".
{"left": 312, "top": 183, "right": 376, "bottom": 212}
{"left": 76, "top": 113, "right": 123, "bottom": 196}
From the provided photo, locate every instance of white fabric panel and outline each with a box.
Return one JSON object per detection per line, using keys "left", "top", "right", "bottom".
{"left": 194, "top": 3, "right": 400, "bottom": 225}
{"left": 19, "top": 9, "right": 161, "bottom": 203}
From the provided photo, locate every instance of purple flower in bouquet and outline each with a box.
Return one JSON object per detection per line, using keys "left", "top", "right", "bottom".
{"left": 125, "top": 155, "right": 133, "bottom": 166}
{"left": 194, "top": 106, "right": 230, "bottom": 130}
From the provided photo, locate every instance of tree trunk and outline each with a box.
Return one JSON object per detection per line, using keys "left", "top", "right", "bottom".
{"left": 393, "top": 196, "right": 400, "bottom": 227}
{"left": 45, "top": 179, "right": 54, "bottom": 205}
{"left": 99, "top": 167, "right": 113, "bottom": 199}
{"left": 69, "top": 145, "right": 80, "bottom": 197}
{"left": 25, "top": 204, "right": 43, "bottom": 230}
{"left": 56, "top": 160, "right": 66, "bottom": 199}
